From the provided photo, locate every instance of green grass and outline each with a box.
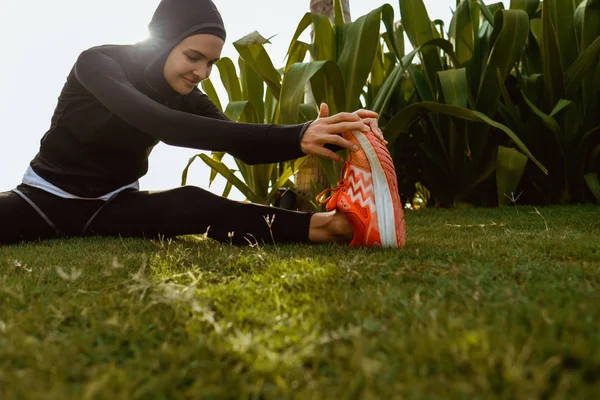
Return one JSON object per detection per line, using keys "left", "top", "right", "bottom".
{"left": 1, "top": 205, "right": 599, "bottom": 399}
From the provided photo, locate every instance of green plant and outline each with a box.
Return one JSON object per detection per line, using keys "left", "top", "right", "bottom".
{"left": 384, "top": 0, "right": 547, "bottom": 207}
{"left": 267, "top": 1, "right": 410, "bottom": 196}
{"left": 503, "top": 0, "right": 600, "bottom": 204}
{"left": 180, "top": 54, "right": 306, "bottom": 206}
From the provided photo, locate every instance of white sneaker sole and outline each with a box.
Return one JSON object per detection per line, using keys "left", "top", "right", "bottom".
{"left": 352, "top": 131, "right": 399, "bottom": 247}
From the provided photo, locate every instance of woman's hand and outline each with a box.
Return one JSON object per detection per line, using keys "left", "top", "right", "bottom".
{"left": 300, "top": 104, "right": 382, "bottom": 163}
{"left": 354, "top": 109, "right": 387, "bottom": 145}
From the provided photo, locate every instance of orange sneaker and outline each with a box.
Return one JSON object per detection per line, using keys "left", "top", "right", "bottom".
{"left": 318, "top": 130, "right": 406, "bottom": 248}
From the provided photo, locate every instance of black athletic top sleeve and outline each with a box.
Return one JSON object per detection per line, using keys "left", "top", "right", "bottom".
{"left": 74, "top": 49, "right": 307, "bottom": 163}
{"left": 182, "top": 87, "right": 230, "bottom": 122}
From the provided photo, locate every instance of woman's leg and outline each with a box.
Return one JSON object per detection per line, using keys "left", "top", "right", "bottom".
{"left": 0, "top": 187, "right": 60, "bottom": 245}
{"left": 86, "top": 185, "right": 353, "bottom": 245}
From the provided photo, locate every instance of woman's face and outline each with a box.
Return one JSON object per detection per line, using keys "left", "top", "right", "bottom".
{"left": 163, "top": 34, "right": 224, "bottom": 94}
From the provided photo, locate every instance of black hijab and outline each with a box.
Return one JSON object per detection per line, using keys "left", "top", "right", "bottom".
{"left": 135, "top": 0, "right": 227, "bottom": 100}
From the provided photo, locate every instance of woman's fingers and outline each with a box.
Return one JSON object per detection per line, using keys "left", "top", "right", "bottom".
{"left": 354, "top": 109, "right": 379, "bottom": 119}
{"left": 325, "top": 133, "right": 358, "bottom": 152}
{"left": 363, "top": 118, "right": 387, "bottom": 143}
{"left": 325, "top": 121, "right": 370, "bottom": 134}
{"left": 300, "top": 107, "right": 388, "bottom": 161}
{"left": 311, "top": 145, "right": 346, "bottom": 163}
{"left": 325, "top": 112, "right": 362, "bottom": 124}
{"left": 318, "top": 103, "right": 330, "bottom": 118}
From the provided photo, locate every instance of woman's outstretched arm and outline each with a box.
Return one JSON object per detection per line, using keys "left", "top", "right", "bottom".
{"left": 75, "top": 48, "right": 307, "bottom": 165}
{"left": 76, "top": 48, "right": 371, "bottom": 165}
{"left": 180, "top": 88, "right": 231, "bottom": 122}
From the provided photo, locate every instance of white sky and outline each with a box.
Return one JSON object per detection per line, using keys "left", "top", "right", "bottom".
{"left": 0, "top": 0, "right": 508, "bottom": 197}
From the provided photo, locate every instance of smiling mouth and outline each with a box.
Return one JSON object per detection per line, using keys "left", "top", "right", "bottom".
{"left": 183, "top": 78, "right": 199, "bottom": 86}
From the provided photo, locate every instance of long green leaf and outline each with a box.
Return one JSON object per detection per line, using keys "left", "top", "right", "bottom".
{"left": 402, "top": 38, "right": 461, "bottom": 75}
{"left": 384, "top": 101, "right": 547, "bottom": 173}
{"left": 496, "top": 145, "right": 528, "bottom": 206}
{"left": 233, "top": 31, "right": 282, "bottom": 100}
{"left": 264, "top": 86, "right": 277, "bottom": 124}
{"left": 209, "top": 152, "right": 227, "bottom": 187}
{"left": 181, "top": 154, "right": 201, "bottom": 186}
{"left": 579, "top": 125, "right": 600, "bottom": 170}
{"left": 394, "top": 22, "right": 406, "bottom": 59}
{"left": 318, "top": 156, "right": 345, "bottom": 189}
{"left": 575, "top": 0, "right": 586, "bottom": 45}
{"left": 584, "top": 143, "right": 600, "bottom": 200}
{"left": 510, "top": 0, "right": 540, "bottom": 18}
{"left": 474, "top": 14, "right": 493, "bottom": 100}
{"left": 520, "top": 90, "right": 563, "bottom": 142}
{"left": 379, "top": 5, "right": 403, "bottom": 60}
{"left": 369, "top": 42, "right": 386, "bottom": 103}
{"left": 450, "top": 0, "right": 475, "bottom": 66}
{"left": 221, "top": 181, "right": 233, "bottom": 198}
{"left": 438, "top": 68, "right": 469, "bottom": 108}
{"left": 181, "top": 152, "right": 226, "bottom": 188}
{"left": 280, "top": 61, "right": 345, "bottom": 124}
{"left": 564, "top": 36, "right": 600, "bottom": 91}
{"left": 311, "top": 63, "right": 347, "bottom": 116}
{"left": 547, "top": 0, "right": 579, "bottom": 72}
{"left": 446, "top": 118, "right": 468, "bottom": 176}
{"left": 311, "top": 13, "right": 335, "bottom": 61}
{"left": 238, "top": 58, "right": 265, "bottom": 123}
{"left": 215, "top": 58, "right": 243, "bottom": 103}
{"left": 265, "top": 158, "right": 308, "bottom": 205}
{"left": 476, "top": 10, "right": 529, "bottom": 117}
{"left": 550, "top": 99, "right": 574, "bottom": 117}
{"left": 200, "top": 79, "right": 223, "bottom": 112}
{"left": 234, "top": 158, "right": 252, "bottom": 188}
{"left": 524, "top": 31, "right": 543, "bottom": 75}
{"left": 286, "top": 13, "right": 313, "bottom": 59}
{"left": 580, "top": 125, "right": 600, "bottom": 147}
{"left": 497, "top": 71, "right": 527, "bottom": 138}
{"left": 410, "top": 65, "right": 435, "bottom": 102}
{"left": 401, "top": 0, "right": 444, "bottom": 96}
{"left": 531, "top": 11, "right": 543, "bottom": 43}
{"left": 474, "top": 0, "right": 496, "bottom": 25}
{"left": 581, "top": 0, "right": 600, "bottom": 51}
{"left": 248, "top": 164, "right": 272, "bottom": 200}
{"left": 299, "top": 104, "right": 318, "bottom": 121}
{"left": 541, "top": 0, "right": 566, "bottom": 110}
{"left": 334, "top": 0, "right": 346, "bottom": 26}
{"left": 434, "top": 19, "right": 445, "bottom": 39}
{"left": 337, "top": 6, "right": 391, "bottom": 111}
{"left": 576, "top": 0, "right": 600, "bottom": 126}
{"left": 224, "top": 101, "right": 257, "bottom": 123}
{"left": 372, "top": 37, "right": 459, "bottom": 114}
{"left": 471, "top": 146, "right": 500, "bottom": 189}
{"left": 584, "top": 172, "right": 600, "bottom": 201}
{"left": 371, "top": 63, "right": 404, "bottom": 114}
{"left": 200, "top": 154, "right": 258, "bottom": 202}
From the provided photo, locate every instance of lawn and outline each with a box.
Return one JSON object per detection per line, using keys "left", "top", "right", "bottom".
{"left": 1, "top": 205, "right": 599, "bottom": 399}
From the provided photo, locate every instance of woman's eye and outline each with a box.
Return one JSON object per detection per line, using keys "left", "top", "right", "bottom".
{"left": 186, "top": 55, "right": 200, "bottom": 62}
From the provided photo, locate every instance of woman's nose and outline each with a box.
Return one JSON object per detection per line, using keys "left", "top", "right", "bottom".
{"left": 193, "top": 65, "right": 209, "bottom": 80}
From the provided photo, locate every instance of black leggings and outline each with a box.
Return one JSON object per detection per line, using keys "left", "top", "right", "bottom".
{"left": 0, "top": 184, "right": 314, "bottom": 246}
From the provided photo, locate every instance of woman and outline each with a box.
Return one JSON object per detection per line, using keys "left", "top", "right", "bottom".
{"left": 0, "top": 0, "right": 405, "bottom": 247}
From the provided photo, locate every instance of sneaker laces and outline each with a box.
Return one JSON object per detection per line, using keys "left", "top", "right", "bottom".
{"left": 316, "top": 162, "right": 349, "bottom": 205}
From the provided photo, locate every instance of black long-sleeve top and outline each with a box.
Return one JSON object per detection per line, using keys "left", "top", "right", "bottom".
{"left": 28, "top": 43, "right": 310, "bottom": 198}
